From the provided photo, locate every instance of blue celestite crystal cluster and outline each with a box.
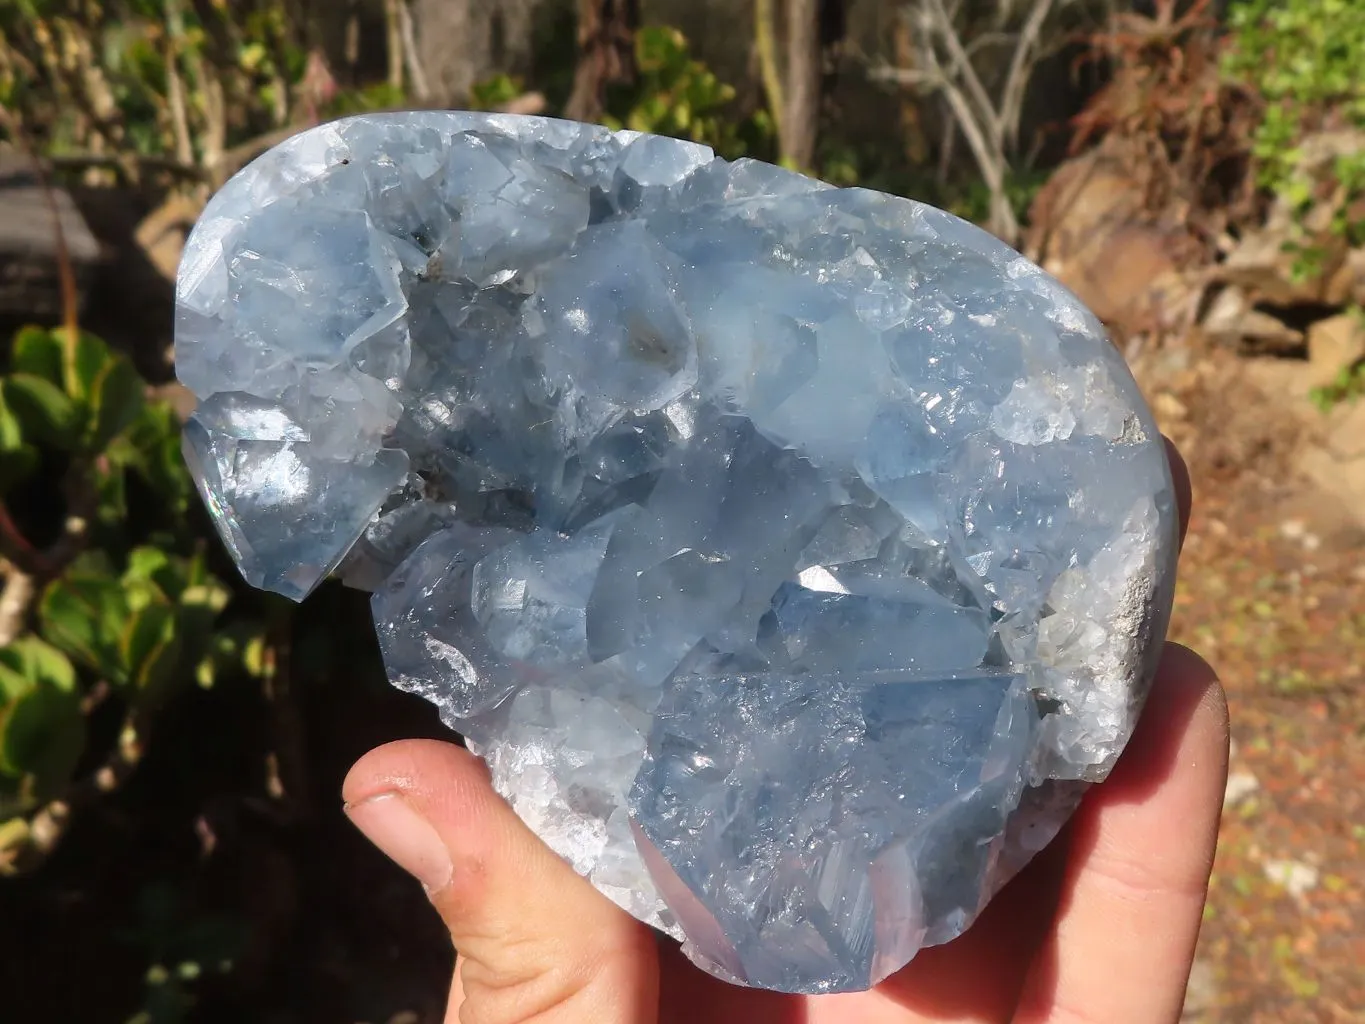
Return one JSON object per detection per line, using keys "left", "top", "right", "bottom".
{"left": 175, "top": 112, "right": 1178, "bottom": 994}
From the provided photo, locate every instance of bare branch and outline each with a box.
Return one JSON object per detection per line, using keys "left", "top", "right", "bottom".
{"left": 0, "top": 710, "right": 148, "bottom": 876}
{"left": 918, "top": 42, "right": 1009, "bottom": 223}
{"left": 919, "top": 0, "right": 1001, "bottom": 147}
{"left": 45, "top": 151, "right": 204, "bottom": 181}
{"left": 1000, "top": 0, "right": 1056, "bottom": 152}
{"left": 885, "top": 0, "right": 1076, "bottom": 242}
{"left": 0, "top": 565, "right": 34, "bottom": 647}
{"left": 162, "top": 0, "right": 196, "bottom": 167}
{"left": 868, "top": 65, "right": 940, "bottom": 87}
{"left": 938, "top": 116, "right": 957, "bottom": 188}
{"left": 396, "top": 0, "right": 431, "bottom": 102}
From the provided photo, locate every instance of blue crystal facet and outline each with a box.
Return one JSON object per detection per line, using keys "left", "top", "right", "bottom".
{"left": 175, "top": 112, "right": 1178, "bottom": 994}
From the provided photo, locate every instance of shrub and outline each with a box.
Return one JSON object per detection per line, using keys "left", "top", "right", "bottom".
{"left": 0, "top": 326, "right": 262, "bottom": 873}
{"left": 1224, "top": 0, "right": 1365, "bottom": 272}
{"left": 602, "top": 26, "right": 774, "bottom": 161}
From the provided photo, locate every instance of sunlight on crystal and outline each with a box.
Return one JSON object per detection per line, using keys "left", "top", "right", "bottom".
{"left": 176, "top": 112, "right": 1178, "bottom": 995}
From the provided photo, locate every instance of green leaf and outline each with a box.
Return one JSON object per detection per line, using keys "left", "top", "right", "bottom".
{"left": 123, "top": 546, "right": 184, "bottom": 599}
{"left": 11, "top": 326, "right": 64, "bottom": 384}
{"left": 175, "top": 578, "right": 231, "bottom": 661}
{"left": 0, "top": 681, "right": 85, "bottom": 791}
{"left": 38, "top": 572, "right": 129, "bottom": 681}
{"left": 86, "top": 354, "right": 146, "bottom": 450}
{"left": 0, "top": 636, "right": 77, "bottom": 694}
{"left": 60, "top": 329, "right": 112, "bottom": 405}
{"left": 2, "top": 373, "right": 78, "bottom": 448}
{"left": 92, "top": 454, "right": 129, "bottom": 531}
{"left": 0, "top": 662, "right": 32, "bottom": 702}
{"left": 180, "top": 581, "right": 229, "bottom": 616}
{"left": 0, "top": 384, "right": 38, "bottom": 493}
{"left": 111, "top": 401, "right": 193, "bottom": 513}
{"left": 120, "top": 601, "right": 181, "bottom": 696}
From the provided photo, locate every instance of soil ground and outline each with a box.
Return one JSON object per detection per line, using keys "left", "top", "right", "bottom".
{"left": 1135, "top": 350, "right": 1365, "bottom": 1023}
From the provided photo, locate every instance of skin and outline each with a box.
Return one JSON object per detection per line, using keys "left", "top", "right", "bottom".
{"left": 343, "top": 440, "right": 1230, "bottom": 1024}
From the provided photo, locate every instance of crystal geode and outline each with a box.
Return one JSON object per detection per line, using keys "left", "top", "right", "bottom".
{"left": 175, "top": 112, "right": 1178, "bottom": 994}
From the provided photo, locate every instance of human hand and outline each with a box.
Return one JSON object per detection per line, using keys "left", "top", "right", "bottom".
{"left": 343, "top": 442, "right": 1229, "bottom": 1024}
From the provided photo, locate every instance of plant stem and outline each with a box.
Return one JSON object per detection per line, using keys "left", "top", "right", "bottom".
{"left": 163, "top": 0, "right": 196, "bottom": 167}
{"left": 0, "top": 564, "right": 35, "bottom": 646}
{"left": 755, "top": 0, "right": 785, "bottom": 146}
{"left": 0, "top": 709, "right": 148, "bottom": 876}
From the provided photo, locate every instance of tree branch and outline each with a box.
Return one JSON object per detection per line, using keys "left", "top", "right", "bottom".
{"left": 0, "top": 709, "right": 148, "bottom": 876}
{"left": 44, "top": 151, "right": 204, "bottom": 182}
{"left": 396, "top": 0, "right": 431, "bottom": 102}
{"left": 919, "top": 0, "right": 1001, "bottom": 148}
{"left": 0, "top": 564, "right": 35, "bottom": 647}
{"left": 1000, "top": 0, "right": 1056, "bottom": 153}
{"left": 912, "top": 32, "right": 1018, "bottom": 241}
{"left": 868, "top": 65, "right": 939, "bottom": 87}
{"left": 162, "top": 0, "right": 196, "bottom": 167}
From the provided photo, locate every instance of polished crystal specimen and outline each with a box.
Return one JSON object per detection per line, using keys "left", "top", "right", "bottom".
{"left": 176, "top": 112, "right": 1178, "bottom": 994}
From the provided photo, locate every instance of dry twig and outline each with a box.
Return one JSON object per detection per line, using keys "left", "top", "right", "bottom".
{"left": 874, "top": 0, "right": 1084, "bottom": 242}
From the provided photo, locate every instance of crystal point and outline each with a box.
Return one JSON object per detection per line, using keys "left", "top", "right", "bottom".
{"left": 176, "top": 112, "right": 1178, "bottom": 994}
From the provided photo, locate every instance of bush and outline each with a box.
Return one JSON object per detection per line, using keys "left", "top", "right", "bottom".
{"left": 1224, "top": 0, "right": 1365, "bottom": 271}
{"left": 602, "top": 26, "right": 774, "bottom": 161}
{"left": 0, "top": 326, "right": 262, "bottom": 874}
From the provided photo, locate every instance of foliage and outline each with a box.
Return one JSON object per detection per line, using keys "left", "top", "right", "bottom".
{"left": 469, "top": 73, "right": 525, "bottom": 112}
{"left": 1309, "top": 308, "right": 1365, "bottom": 411}
{"left": 323, "top": 81, "right": 406, "bottom": 118}
{"left": 1225, "top": 0, "right": 1365, "bottom": 191}
{"left": 946, "top": 169, "right": 1051, "bottom": 235}
{"left": 1309, "top": 360, "right": 1365, "bottom": 411}
{"left": 1224, "top": 0, "right": 1365, "bottom": 272}
{"left": 0, "top": 0, "right": 328, "bottom": 183}
{"left": 603, "top": 27, "right": 773, "bottom": 161}
{"left": 0, "top": 326, "right": 263, "bottom": 871}
{"left": 122, "top": 882, "right": 246, "bottom": 1024}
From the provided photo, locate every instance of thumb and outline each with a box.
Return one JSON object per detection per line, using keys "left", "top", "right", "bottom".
{"left": 343, "top": 739, "right": 659, "bottom": 1024}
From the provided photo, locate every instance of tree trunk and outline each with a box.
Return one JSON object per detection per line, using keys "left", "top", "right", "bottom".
{"left": 411, "top": 0, "right": 474, "bottom": 103}
{"left": 384, "top": 0, "right": 405, "bottom": 92}
{"left": 410, "top": 0, "right": 547, "bottom": 106}
{"left": 564, "top": 0, "right": 640, "bottom": 123}
{"left": 782, "top": 0, "right": 820, "bottom": 169}
{"left": 756, "top": 0, "right": 824, "bottom": 169}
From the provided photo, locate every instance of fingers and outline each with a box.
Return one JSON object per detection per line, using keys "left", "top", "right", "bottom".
{"left": 837, "top": 824, "right": 1073, "bottom": 1023}
{"left": 1013, "top": 643, "right": 1230, "bottom": 1024}
{"left": 343, "top": 739, "right": 658, "bottom": 1024}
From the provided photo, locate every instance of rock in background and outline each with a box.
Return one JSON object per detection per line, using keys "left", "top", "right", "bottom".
{"left": 0, "top": 148, "right": 100, "bottom": 324}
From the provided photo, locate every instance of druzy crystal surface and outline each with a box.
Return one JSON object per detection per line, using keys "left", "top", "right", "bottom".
{"left": 176, "top": 112, "right": 1178, "bottom": 994}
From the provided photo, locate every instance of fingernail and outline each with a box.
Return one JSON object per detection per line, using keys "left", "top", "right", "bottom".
{"left": 345, "top": 792, "right": 452, "bottom": 893}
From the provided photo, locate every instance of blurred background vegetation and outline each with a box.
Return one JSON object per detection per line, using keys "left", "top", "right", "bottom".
{"left": 0, "top": 1, "right": 1362, "bottom": 1020}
